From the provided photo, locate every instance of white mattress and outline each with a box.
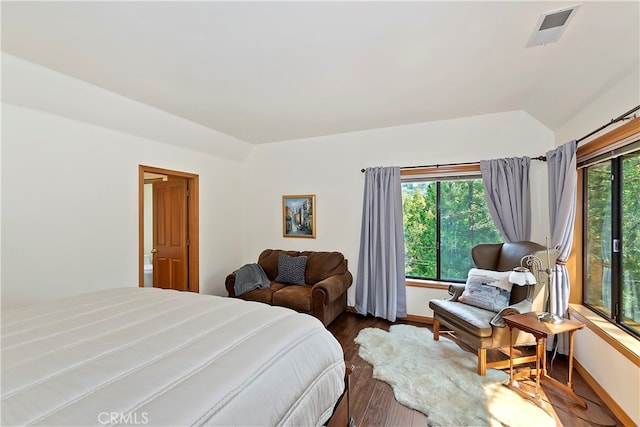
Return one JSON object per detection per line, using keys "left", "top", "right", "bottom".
{"left": 1, "top": 287, "right": 345, "bottom": 426}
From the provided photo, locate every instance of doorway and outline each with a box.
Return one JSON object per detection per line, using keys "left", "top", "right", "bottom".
{"left": 138, "top": 165, "right": 199, "bottom": 292}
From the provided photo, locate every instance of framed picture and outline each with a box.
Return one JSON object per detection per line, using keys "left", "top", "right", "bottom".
{"left": 282, "top": 194, "right": 316, "bottom": 238}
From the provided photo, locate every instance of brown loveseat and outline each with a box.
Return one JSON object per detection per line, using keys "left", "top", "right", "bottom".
{"left": 225, "top": 249, "right": 353, "bottom": 326}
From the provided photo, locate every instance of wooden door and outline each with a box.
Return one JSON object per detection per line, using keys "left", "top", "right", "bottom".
{"left": 152, "top": 178, "right": 189, "bottom": 291}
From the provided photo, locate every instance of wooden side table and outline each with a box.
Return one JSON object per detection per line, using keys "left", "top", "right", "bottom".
{"left": 502, "top": 312, "right": 587, "bottom": 412}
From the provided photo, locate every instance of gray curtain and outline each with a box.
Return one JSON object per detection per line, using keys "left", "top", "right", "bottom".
{"left": 480, "top": 157, "right": 532, "bottom": 242}
{"left": 355, "top": 167, "right": 407, "bottom": 321}
{"left": 547, "top": 141, "right": 577, "bottom": 354}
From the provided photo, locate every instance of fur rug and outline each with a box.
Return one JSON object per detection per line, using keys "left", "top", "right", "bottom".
{"left": 355, "top": 324, "right": 555, "bottom": 427}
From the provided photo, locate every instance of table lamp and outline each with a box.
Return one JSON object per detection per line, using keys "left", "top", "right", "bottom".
{"left": 509, "top": 239, "right": 563, "bottom": 324}
{"left": 509, "top": 266, "right": 537, "bottom": 303}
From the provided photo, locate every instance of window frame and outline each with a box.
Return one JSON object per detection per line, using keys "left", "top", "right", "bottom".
{"left": 576, "top": 117, "right": 640, "bottom": 338}
{"left": 401, "top": 164, "right": 502, "bottom": 283}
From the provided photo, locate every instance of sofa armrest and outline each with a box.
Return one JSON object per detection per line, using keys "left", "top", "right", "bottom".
{"left": 225, "top": 273, "right": 237, "bottom": 297}
{"left": 447, "top": 283, "right": 466, "bottom": 302}
{"left": 490, "top": 299, "right": 532, "bottom": 327}
{"left": 312, "top": 271, "right": 353, "bottom": 304}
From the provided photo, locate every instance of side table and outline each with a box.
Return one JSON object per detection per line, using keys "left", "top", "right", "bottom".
{"left": 502, "top": 311, "right": 587, "bottom": 412}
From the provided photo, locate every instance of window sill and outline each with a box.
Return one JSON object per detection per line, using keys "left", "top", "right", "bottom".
{"left": 569, "top": 303, "right": 640, "bottom": 367}
{"left": 405, "top": 278, "right": 453, "bottom": 290}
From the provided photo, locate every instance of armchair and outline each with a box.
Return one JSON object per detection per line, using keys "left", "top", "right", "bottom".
{"left": 428, "top": 241, "right": 557, "bottom": 375}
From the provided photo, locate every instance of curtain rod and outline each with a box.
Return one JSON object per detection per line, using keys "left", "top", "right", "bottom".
{"left": 576, "top": 105, "right": 640, "bottom": 144}
{"left": 360, "top": 156, "right": 546, "bottom": 173}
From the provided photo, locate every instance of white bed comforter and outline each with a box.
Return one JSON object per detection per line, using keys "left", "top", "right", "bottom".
{"left": 1, "top": 287, "right": 345, "bottom": 426}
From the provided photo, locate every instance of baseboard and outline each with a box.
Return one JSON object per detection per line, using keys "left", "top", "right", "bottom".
{"left": 345, "top": 306, "right": 433, "bottom": 325}
{"left": 404, "top": 314, "right": 433, "bottom": 325}
{"left": 573, "top": 359, "right": 635, "bottom": 427}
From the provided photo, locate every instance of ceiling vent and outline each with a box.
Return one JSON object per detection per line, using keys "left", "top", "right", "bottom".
{"left": 526, "top": 4, "right": 580, "bottom": 48}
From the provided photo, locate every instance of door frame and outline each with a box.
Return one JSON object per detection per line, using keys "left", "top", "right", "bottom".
{"left": 138, "top": 165, "right": 199, "bottom": 292}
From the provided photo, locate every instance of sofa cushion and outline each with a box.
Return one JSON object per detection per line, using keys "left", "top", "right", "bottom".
{"left": 300, "top": 251, "right": 346, "bottom": 284}
{"left": 430, "top": 299, "right": 495, "bottom": 338}
{"left": 258, "top": 249, "right": 300, "bottom": 280}
{"left": 238, "top": 283, "right": 286, "bottom": 304}
{"left": 272, "top": 285, "right": 313, "bottom": 312}
{"left": 275, "top": 253, "right": 307, "bottom": 285}
{"left": 459, "top": 269, "right": 512, "bottom": 313}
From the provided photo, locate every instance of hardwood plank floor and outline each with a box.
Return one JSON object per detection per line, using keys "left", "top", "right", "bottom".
{"left": 328, "top": 312, "right": 622, "bottom": 427}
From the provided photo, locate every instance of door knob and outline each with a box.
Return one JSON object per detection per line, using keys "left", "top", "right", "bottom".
{"left": 151, "top": 249, "right": 158, "bottom": 253}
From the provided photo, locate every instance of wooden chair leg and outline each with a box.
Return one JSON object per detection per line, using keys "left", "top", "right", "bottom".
{"left": 433, "top": 319, "right": 440, "bottom": 340}
{"left": 478, "top": 348, "right": 487, "bottom": 376}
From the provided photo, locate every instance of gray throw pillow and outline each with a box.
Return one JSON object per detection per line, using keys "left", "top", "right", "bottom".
{"left": 458, "top": 268, "right": 512, "bottom": 313}
{"left": 275, "top": 253, "right": 307, "bottom": 285}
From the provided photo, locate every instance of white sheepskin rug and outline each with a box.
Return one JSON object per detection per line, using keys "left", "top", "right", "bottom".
{"left": 355, "top": 324, "right": 556, "bottom": 427}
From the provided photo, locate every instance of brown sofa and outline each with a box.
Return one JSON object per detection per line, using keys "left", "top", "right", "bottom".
{"left": 225, "top": 249, "right": 353, "bottom": 326}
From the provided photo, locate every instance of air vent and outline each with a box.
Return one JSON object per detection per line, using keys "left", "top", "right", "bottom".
{"left": 526, "top": 5, "right": 580, "bottom": 48}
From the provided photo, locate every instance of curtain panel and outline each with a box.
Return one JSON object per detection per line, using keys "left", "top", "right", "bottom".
{"left": 480, "top": 157, "right": 532, "bottom": 242}
{"left": 355, "top": 167, "right": 407, "bottom": 322}
{"left": 547, "top": 140, "right": 577, "bottom": 354}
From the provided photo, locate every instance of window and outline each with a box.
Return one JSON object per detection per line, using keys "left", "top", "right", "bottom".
{"left": 583, "top": 145, "right": 640, "bottom": 337}
{"left": 402, "top": 170, "right": 502, "bottom": 282}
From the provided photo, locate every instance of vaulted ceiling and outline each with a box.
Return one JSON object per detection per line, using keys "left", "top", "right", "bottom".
{"left": 2, "top": 1, "right": 639, "bottom": 144}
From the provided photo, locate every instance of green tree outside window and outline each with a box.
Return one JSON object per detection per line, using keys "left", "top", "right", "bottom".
{"left": 402, "top": 178, "right": 502, "bottom": 282}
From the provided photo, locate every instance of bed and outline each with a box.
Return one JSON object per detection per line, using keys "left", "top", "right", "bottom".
{"left": 1, "top": 287, "right": 346, "bottom": 426}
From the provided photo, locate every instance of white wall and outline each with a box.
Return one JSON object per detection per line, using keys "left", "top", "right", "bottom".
{"left": 554, "top": 67, "right": 640, "bottom": 145}
{"left": 574, "top": 327, "right": 640, "bottom": 425}
{"left": 241, "top": 110, "right": 555, "bottom": 313}
{"left": 1, "top": 104, "right": 244, "bottom": 308}
{"left": 1, "top": 56, "right": 248, "bottom": 309}
{"left": 0, "top": 55, "right": 556, "bottom": 313}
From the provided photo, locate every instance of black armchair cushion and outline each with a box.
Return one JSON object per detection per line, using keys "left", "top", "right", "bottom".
{"left": 429, "top": 299, "right": 495, "bottom": 337}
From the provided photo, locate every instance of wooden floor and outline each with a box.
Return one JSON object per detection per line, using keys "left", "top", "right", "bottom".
{"left": 328, "top": 312, "right": 622, "bottom": 427}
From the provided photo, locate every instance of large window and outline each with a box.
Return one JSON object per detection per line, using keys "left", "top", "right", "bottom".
{"left": 583, "top": 147, "right": 640, "bottom": 337}
{"left": 402, "top": 174, "right": 502, "bottom": 282}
